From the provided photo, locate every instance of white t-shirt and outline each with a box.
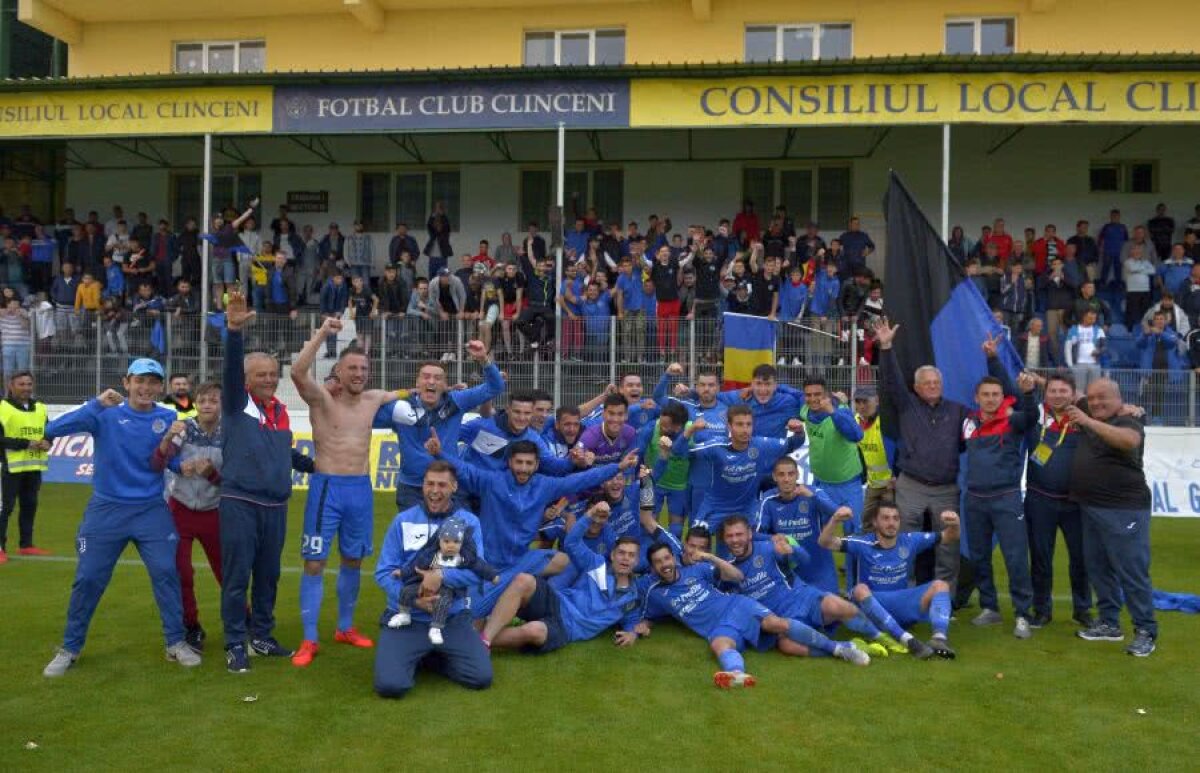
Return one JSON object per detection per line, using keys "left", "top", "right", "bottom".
{"left": 1068, "top": 324, "right": 1105, "bottom": 366}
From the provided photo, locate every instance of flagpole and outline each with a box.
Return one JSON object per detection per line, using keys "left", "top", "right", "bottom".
{"left": 941, "top": 124, "right": 950, "bottom": 240}
{"left": 199, "top": 132, "right": 212, "bottom": 382}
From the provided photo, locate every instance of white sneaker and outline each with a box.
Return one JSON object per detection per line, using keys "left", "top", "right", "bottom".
{"left": 777, "top": 357, "right": 788, "bottom": 366}
{"left": 43, "top": 648, "right": 77, "bottom": 678}
{"left": 834, "top": 643, "right": 871, "bottom": 666}
{"left": 428, "top": 627, "right": 444, "bottom": 646}
{"left": 791, "top": 357, "right": 803, "bottom": 367}
{"left": 1014, "top": 616, "right": 1033, "bottom": 640}
{"left": 440, "top": 352, "right": 455, "bottom": 362}
{"left": 387, "top": 611, "right": 411, "bottom": 629}
{"left": 166, "top": 641, "right": 202, "bottom": 668}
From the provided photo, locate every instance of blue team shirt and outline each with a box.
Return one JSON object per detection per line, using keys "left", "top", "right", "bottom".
{"left": 716, "top": 388, "right": 804, "bottom": 438}
{"left": 45, "top": 399, "right": 176, "bottom": 504}
{"left": 372, "top": 363, "right": 505, "bottom": 488}
{"left": 553, "top": 516, "right": 643, "bottom": 641}
{"left": 755, "top": 487, "right": 839, "bottom": 592}
{"left": 678, "top": 433, "right": 803, "bottom": 529}
{"left": 841, "top": 532, "right": 941, "bottom": 590}
{"left": 672, "top": 399, "right": 728, "bottom": 492}
{"left": 724, "top": 539, "right": 797, "bottom": 613}
{"left": 637, "top": 561, "right": 739, "bottom": 640}
{"left": 448, "top": 457, "right": 620, "bottom": 569}
{"left": 614, "top": 273, "right": 642, "bottom": 313}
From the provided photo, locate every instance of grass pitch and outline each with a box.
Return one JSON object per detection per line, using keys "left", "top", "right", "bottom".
{"left": 0, "top": 485, "right": 1197, "bottom": 771}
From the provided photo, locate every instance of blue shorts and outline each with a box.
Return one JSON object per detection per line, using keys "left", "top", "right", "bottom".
{"left": 516, "top": 576, "right": 570, "bottom": 654}
{"left": 874, "top": 583, "right": 932, "bottom": 627}
{"left": 777, "top": 583, "right": 830, "bottom": 629}
{"left": 301, "top": 473, "right": 374, "bottom": 560}
{"left": 654, "top": 485, "right": 689, "bottom": 519}
{"left": 709, "top": 596, "right": 770, "bottom": 650}
{"left": 813, "top": 478, "right": 865, "bottom": 530}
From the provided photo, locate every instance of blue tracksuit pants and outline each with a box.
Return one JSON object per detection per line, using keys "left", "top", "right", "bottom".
{"left": 63, "top": 498, "right": 184, "bottom": 653}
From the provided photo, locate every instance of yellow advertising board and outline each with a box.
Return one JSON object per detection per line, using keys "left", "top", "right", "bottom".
{"left": 0, "top": 86, "right": 273, "bottom": 138}
{"left": 290, "top": 431, "right": 401, "bottom": 493}
{"left": 630, "top": 72, "right": 1200, "bottom": 127}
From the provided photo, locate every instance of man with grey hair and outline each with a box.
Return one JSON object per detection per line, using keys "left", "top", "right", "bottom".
{"left": 874, "top": 319, "right": 971, "bottom": 591}
{"left": 218, "top": 292, "right": 315, "bottom": 674}
{"left": 1065, "top": 378, "right": 1158, "bottom": 657}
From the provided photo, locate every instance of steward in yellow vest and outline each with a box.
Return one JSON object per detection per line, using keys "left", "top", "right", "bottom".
{"left": 853, "top": 386, "right": 895, "bottom": 531}
{"left": 0, "top": 371, "right": 51, "bottom": 559}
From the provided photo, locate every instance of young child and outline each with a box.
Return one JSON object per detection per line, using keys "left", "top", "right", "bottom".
{"left": 387, "top": 517, "right": 498, "bottom": 645}
{"left": 150, "top": 381, "right": 224, "bottom": 651}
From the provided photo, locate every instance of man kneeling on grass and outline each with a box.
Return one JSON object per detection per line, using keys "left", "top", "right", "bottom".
{"left": 631, "top": 535, "right": 871, "bottom": 690}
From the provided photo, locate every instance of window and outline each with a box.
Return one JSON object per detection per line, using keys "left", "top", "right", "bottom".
{"left": 1089, "top": 161, "right": 1158, "bottom": 194}
{"left": 353, "top": 170, "right": 462, "bottom": 233}
{"left": 945, "top": 18, "right": 1015, "bottom": 55}
{"left": 524, "top": 30, "right": 625, "bottom": 66}
{"left": 744, "top": 24, "right": 853, "bottom": 62}
{"left": 741, "top": 165, "right": 852, "bottom": 230}
{"left": 170, "top": 172, "right": 261, "bottom": 232}
{"left": 519, "top": 168, "right": 623, "bottom": 232}
{"left": 173, "top": 41, "right": 266, "bottom": 74}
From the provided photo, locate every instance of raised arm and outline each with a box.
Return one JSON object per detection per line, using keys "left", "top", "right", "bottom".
{"left": 817, "top": 506, "right": 854, "bottom": 551}
{"left": 449, "top": 341, "right": 505, "bottom": 411}
{"left": 695, "top": 550, "right": 743, "bottom": 583}
{"left": 222, "top": 291, "right": 255, "bottom": 414}
{"left": 291, "top": 317, "right": 341, "bottom": 407}
{"left": 231, "top": 198, "right": 259, "bottom": 230}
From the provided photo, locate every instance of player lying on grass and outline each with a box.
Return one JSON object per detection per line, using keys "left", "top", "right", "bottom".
{"left": 631, "top": 537, "right": 871, "bottom": 690}
{"left": 479, "top": 469, "right": 677, "bottom": 653}
{"left": 718, "top": 515, "right": 921, "bottom": 659}
{"left": 818, "top": 502, "right": 960, "bottom": 659}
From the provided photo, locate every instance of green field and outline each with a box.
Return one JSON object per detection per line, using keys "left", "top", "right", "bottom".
{"left": 1, "top": 484, "right": 1197, "bottom": 771}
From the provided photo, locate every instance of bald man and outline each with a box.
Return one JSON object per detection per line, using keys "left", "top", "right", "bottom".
{"left": 1065, "top": 379, "right": 1158, "bottom": 657}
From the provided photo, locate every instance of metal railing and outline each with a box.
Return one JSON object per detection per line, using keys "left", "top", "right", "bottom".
{"left": 14, "top": 310, "right": 1198, "bottom": 426}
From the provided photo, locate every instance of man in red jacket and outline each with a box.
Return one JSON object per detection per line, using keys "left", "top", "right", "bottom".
{"left": 1032, "top": 225, "right": 1068, "bottom": 276}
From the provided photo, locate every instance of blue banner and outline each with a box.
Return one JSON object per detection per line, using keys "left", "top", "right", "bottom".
{"left": 274, "top": 79, "right": 630, "bottom": 133}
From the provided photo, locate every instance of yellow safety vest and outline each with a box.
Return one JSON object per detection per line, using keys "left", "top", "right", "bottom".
{"left": 0, "top": 400, "right": 48, "bottom": 473}
{"left": 856, "top": 414, "right": 892, "bottom": 488}
{"left": 160, "top": 398, "right": 198, "bottom": 421}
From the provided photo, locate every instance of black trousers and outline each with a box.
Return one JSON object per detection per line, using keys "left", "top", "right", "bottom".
{"left": 516, "top": 305, "right": 554, "bottom": 346}
{"left": 0, "top": 470, "right": 42, "bottom": 550}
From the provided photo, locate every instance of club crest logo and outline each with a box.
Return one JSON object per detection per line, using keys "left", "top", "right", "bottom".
{"left": 748, "top": 447, "right": 759, "bottom": 460}
{"left": 152, "top": 419, "right": 167, "bottom": 434}
{"left": 898, "top": 546, "right": 910, "bottom": 560}
{"left": 753, "top": 555, "right": 764, "bottom": 568}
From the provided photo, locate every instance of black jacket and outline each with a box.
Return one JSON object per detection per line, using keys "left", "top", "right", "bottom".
{"left": 879, "top": 348, "right": 969, "bottom": 486}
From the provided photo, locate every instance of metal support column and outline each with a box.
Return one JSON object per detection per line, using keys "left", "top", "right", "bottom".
{"left": 199, "top": 133, "right": 213, "bottom": 382}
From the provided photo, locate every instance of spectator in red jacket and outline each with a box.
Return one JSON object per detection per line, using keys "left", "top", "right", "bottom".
{"left": 984, "top": 218, "right": 1014, "bottom": 262}
{"left": 1031, "top": 224, "right": 1067, "bottom": 276}
{"left": 732, "top": 199, "right": 761, "bottom": 245}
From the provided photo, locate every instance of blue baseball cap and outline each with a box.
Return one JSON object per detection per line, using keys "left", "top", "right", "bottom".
{"left": 126, "top": 358, "right": 165, "bottom": 379}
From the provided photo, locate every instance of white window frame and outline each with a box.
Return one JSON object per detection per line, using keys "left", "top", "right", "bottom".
{"left": 525, "top": 29, "right": 624, "bottom": 66}
{"left": 747, "top": 23, "right": 853, "bottom": 62}
{"left": 173, "top": 40, "right": 266, "bottom": 74}
{"left": 944, "top": 17, "right": 1016, "bottom": 55}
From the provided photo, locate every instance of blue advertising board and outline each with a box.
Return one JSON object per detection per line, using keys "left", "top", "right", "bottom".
{"left": 274, "top": 79, "right": 630, "bottom": 133}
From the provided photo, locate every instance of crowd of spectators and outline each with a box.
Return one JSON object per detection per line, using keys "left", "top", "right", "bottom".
{"left": 1, "top": 199, "right": 1198, "bottom": 394}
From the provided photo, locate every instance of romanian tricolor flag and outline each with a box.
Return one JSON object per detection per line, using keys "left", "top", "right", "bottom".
{"left": 722, "top": 313, "right": 776, "bottom": 389}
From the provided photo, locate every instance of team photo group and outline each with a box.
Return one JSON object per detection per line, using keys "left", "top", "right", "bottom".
{"left": 28, "top": 259, "right": 1158, "bottom": 694}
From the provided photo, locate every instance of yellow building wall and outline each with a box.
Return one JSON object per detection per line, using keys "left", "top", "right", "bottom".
{"left": 66, "top": 0, "right": 1200, "bottom": 78}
